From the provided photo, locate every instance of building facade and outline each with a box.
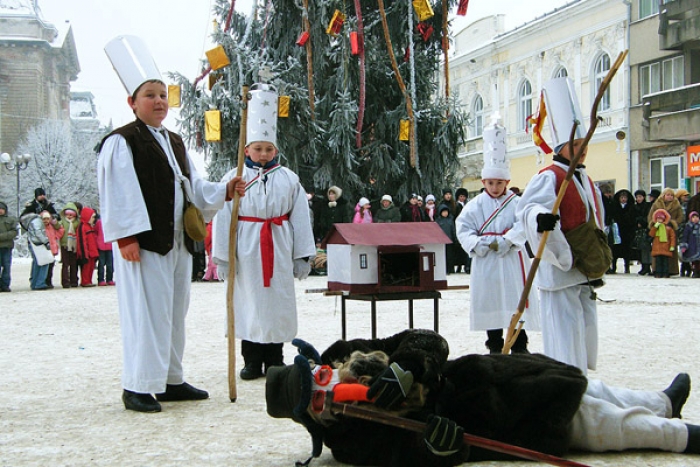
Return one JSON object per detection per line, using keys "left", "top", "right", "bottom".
{"left": 631, "top": 0, "right": 700, "bottom": 195}
{"left": 447, "top": 0, "right": 629, "bottom": 194}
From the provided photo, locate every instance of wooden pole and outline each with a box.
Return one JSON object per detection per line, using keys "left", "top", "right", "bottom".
{"left": 328, "top": 401, "right": 590, "bottom": 467}
{"left": 227, "top": 86, "right": 249, "bottom": 402}
{"left": 502, "top": 50, "right": 628, "bottom": 354}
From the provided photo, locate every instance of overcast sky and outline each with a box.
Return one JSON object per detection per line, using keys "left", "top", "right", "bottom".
{"left": 39, "top": 0, "right": 572, "bottom": 129}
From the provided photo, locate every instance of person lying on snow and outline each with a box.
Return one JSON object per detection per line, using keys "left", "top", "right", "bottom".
{"left": 266, "top": 329, "right": 699, "bottom": 466}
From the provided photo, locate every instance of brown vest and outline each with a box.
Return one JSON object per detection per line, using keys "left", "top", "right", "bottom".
{"left": 100, "top": 119, "right": 194, "bottom": 255}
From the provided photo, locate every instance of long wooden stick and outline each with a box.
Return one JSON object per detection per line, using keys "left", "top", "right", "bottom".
{"left": 227, "top": 85, "right": 249, "bottom": 402}
{"left": 502, "top": 50, "right": 628, "bottom": 354}
{"left": 328, "top": 402, "right": 590, "bottom": 467}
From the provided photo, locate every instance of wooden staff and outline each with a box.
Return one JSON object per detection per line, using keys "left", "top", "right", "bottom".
{"left": 227, "top": 85, "right": 249, "bottom": 402}
{"left": 326, "top": 400, "right": 590, "bottom": 467}
{"left": 502, "top": 50, "right": 628, "bottom": 354}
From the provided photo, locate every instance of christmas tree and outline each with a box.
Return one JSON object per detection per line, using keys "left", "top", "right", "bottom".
{"left": 171, "top": 0, "right": 467, "bottom": 204}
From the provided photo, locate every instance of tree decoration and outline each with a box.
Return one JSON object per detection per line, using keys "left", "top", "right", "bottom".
{"left": 412, "top": 0, "right": 434, "bottom": 22}
{"left": 457, "top": 0, "right": 470, "bottom": 16}
{"left": 417, "top": 23, "right": 434, "bottom": 42}
{"left": 205, "top": 44, "right": 231, "bottom": 71}
{"left": 399, "top": 120, "right": 410, "bottom": 141}
{"left": 278, "top": 95, "right": 290, "bottom": 118}
{"left": 350, "top": 32, "right": 361, "bottom": 55}
{"left": 204, "top": 109, "right": 222, "bottom": 142}
{"left": 326, "top": 10, "right": 346, "bottom": 36}
{"left": 296, "top": 31, "right": 310, "bottom": 47}
{"left": 209, "top": 72, "right": 223, "bottom": 90}
{"left": 167, "top": 84, "right": 181, "bottom": 108}
{"left": 353, "top": 0, "right": 367, "bottom": 148}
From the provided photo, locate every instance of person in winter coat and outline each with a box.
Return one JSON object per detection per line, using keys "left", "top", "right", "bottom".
{"left": 315, "top": 186, "right": 352, "bottom": 242}
{"left": 41, "top": 210, "right": 64, "bottom": 289}
{"left": 374, "top": 195, "right": 401, "bottom": 223}
{"left": 435, "top": 204, "right": 456, "bottom": 274}
{"left": 440, "top": 189, "right": 456, "bottom": 216}
{"left": 400, "top": 194, "right": 426, "bottom": 222}
{"left": 676, "top": 189, "right": 692, "bottom": 277}
{"left": 608, "top": 189, "right": 636, "bottom": 274}
{"left": 20, "top": 187, "right": 59, "bottom": 219}
{"left": 94, "top": 215, "right": 114, "bottom": 286}
{"left": 76, "top": 207, "right": 99, "bottom": 287}
{"left": 266, "top": 329, "right": 700, "bottom": 467}
{"left": 453, "top": 188, "right": 470, "bottom": 273}
{"left": 0, "top": 201, "right": 19, "bottom": 292}
{"left": 649, "top": 208, "right": 677, "bottom": 278}
{"left": 632, "top": 189, "right": 653, "bottom": 275}
{"left": 424, "top": 194, "right": 437, "bottom": 221}
{"left": 648, "top": 188, "right": 684, "bottom": 276}
{"left": 20, "top": 212, "right": 52, "bottom": 290}
{"left": 679, "top": 211, "right": 700, "bottom": 278}
{"left": 58, "top": 202, "right": 81, "bottom": 288}
{"left": 352, "top": 197, "right": 373, "bottom": 224}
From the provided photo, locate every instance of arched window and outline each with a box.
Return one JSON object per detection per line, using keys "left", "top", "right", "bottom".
{"left": 554, "top": 67, "right": 568, "bottom": 78}
{"left": 594, "top": 54, "right": 611, "bottom": 111}
{"left": 471, "top": 95, "right": 484, "bottom": 137}
{"left": 518, "top": 80, "right": 533, "bottom": 131}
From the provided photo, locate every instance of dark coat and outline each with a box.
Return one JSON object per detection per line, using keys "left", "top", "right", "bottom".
{"left": 315, "top": 197, "right": 351, "bottom": 242}
{"left": 610, "top": 189, "right": 636, "bottom": 259}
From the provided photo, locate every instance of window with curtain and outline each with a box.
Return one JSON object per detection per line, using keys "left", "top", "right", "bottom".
{"left": 594, "top": 54, "right": 611, "bottom": 111}
{"left": 640, "top": 55, "right": 684, "bottom": 98}
{"left": 518, "top": 80, "right": 532, "bottom": 131}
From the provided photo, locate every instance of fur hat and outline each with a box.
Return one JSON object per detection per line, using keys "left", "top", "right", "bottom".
{"left": 381, "top": 194, "right": 393, "bottom": 203}
{"left": 417, "top": 196, "right": 423, "bottom": 202}
{"left": 455, "top": 188, "right": 468, "bottom": 199}
{"left": 442, "top": 188, "right": 453, "bottom": 195}
{"left": 652, "top": 208, "right": 670, "bottom": 223}
{"left": 634, "top": 189, "right": 647, "bottom": 198}
{"left": 425, "top": 194, "right": 436, "bottom": 203}
{"left": 410, "top": 193, "right": 418, "bottom": 199}
{"left": 34, "top": 187, "right": 45, "bottom": 198}
{"left": 358, "top": 197, "right": 370, "bottom": 207}
{"left": 649, "top": 189, "right": 661, "bottom": 200}
{"left": 328, "top": 186, "right": 342, "bottom": 198}
{"left": 675, "top": 188, "right": 690, "bottom": 199}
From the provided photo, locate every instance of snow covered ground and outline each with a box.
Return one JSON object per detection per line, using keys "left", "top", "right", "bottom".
{"left": 1, "top": 260, "right": 699, "bottom": 466}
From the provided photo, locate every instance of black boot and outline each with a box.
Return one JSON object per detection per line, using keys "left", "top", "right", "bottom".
{"left": 664, "top": 373, "right": 691, "bottom": 419}
{"left": 624, "top": 261, "right": 630, "bottom": 274}
{"left": 511, "top": 330, "right": 530, "bottom": 354}
{"left": 684, "top": 424, "right": 700, "bottom": 453}
{"left": 240, "top": 340, "right": 264, "bottom": 380}
{"left": 122, "top": 390, "right": 161, "bottom": 413}
{"left": 485, "top": 330, "right": 504, "bottom": 355}
{"left": 263, "top": 343, "right": 284, "bottom": 374}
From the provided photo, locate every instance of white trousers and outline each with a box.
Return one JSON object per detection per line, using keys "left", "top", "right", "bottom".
{"left": 570, "top": 379, "right": 688, "bottom": 453}
{"left": 539, "top": 285, "right": 598, "bottom": 374}
{"left": 114, "top": 231, "right": 192, "bottom": 393}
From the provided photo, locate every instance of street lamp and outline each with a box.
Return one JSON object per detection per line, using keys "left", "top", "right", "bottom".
{"left": 0, "top": 152, "right": 32, "bottom": 218}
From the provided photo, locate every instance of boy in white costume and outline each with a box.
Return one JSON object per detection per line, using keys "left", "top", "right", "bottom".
{"left": 456, "top": 116, "right": 539, "bottom": 354}
{"left": 212, "top": 83, "right": 316, "bottom": 381}
{"left": 516, "top": 77, "right": 606, "bottom": 374}
{"left": 97, "top": 36, "right": 245, "bottom": 413}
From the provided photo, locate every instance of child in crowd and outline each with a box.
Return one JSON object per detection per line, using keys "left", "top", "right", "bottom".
{"left": 77, "top": 207, "right": 99, "bottom": 287}
{"left": 352, "top": 197, "right": 373, "bottom": 224}
{"left": 42, "top": 210, "right": 63, "bottom": 289}
{"left": 58, "top": 202, "right": 80, "bottom": 288}
{"left": 435, "top": 204, "right": 456, "bottom": 274}
{"left": 424, "top": 194, "right": 437, "bottom": 221}
{"left": 213, "top": 83, "right": 316, "bottom": 381}
{"left": 649, "top": 208, "right": 676, "bottom": 278}
{"left": 680, "top": 211, "right": 700, "bottom": 278}
{"left": 456, "top": 117, "right": 539, "bottom": 354}
{"left": 94, "top": 214, "right": 114, "bottom": 286}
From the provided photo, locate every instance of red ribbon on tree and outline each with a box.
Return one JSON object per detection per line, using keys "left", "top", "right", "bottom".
{"left": 457, "top": 0, "right": 469, "bottom": 16}
{"left": 416, "top": 23, "right": 433, "bottom": 42}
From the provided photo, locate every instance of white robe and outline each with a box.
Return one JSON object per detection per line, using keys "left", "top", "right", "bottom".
{"left": 97, "top": 126, "right": 228, "bottom": 393}
{"left": 212, "top": 163, "right": 315, "bottom": 344}
{"left": 516, "top": 162, "right": 605, "bottom": 373}
{"left": 456, "top": 190, "right": 539, "bottom": 331}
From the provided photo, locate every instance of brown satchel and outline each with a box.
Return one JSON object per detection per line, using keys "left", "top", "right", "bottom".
{"left": 564, "top": 214, "right": 612, "bottom": 279}
{"left": 183, "top": 201, "right": 207, "bottom": 242}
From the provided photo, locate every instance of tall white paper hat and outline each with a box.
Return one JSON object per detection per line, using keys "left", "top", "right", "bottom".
{"left": 104, "top": 35, "right": 162, "bottom": 96}
{"left": 247, "top": 83, "right": 278, "bottom": 148}
{"left": 481, "top": 113, "right": 510, "bottom": 180}
{"left": 542, "top": 77, "right": 586, "bottom": 154}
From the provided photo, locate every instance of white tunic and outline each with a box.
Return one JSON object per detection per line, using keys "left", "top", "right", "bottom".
{"left": 516, "top": 162, "right": 605, "bottom": 373}
{"left": 456, "top": 190, "right": 540, "bottom": 331}
{"left": 212, "top": 163, "right": 316, "bottom": 344}
{"left": 97, "top": 126, "right": 228, "bottom": 393}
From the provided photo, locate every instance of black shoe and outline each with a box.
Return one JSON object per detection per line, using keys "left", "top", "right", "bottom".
{"left": 664, "top": 373, "right": 691, "bottom": 419}
{"left": 155, "top": 382, "right": 209, "bottom": 401}
{"left": 240, "top": 364, "right": 264, "bottom": 380}
{"left": 0, "top": 287, "right": 10, "bottom": 292}
{"left": 122, "top": 390, "right": 161, "bottom": 413}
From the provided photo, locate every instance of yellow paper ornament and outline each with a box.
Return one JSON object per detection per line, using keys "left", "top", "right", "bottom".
{"left": 399, "top": 120, "right": 410, "bottom": 141}
{"left": 412, "top": 0, "right": 434, "bottom": 22}
{"left": 167, "top": 85, "right": 181, "bottom": 108}
{"left": 205, "top": 45, "right": 231, "bottom": 71}
{"left": 204, "top": 110, "right": 221, "bottom": 142}
{"left": 278, "top": 96, "right": 290, "bottom": 118}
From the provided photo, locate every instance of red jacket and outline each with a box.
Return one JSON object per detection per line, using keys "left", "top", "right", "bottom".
{"left": 77, "top": 207, "right": 99, "bottom": 260}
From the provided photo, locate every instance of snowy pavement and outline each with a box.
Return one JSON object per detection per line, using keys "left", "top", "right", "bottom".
{"left": 1, "top": 260, "right": 699, "bottom": 466}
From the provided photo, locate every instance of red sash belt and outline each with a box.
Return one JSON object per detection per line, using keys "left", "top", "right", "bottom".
{"left": 238, "top": 214, "right": 290, "bottom": 287}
